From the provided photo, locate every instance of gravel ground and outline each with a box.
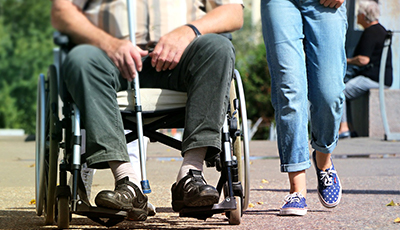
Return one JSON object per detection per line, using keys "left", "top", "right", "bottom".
{"left": 0, "top": 136, "right": 399, "bottom": 229}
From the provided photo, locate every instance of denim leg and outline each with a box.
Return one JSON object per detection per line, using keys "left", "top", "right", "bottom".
{"left": 62, "top": 45, "right": 130, "bottom": 169}
{"left": 261, "top": 0, "right": 310, "bottom": 172}
{"left": 302, "top": 2, "right": 347, "bottom": 154}
{"left": 344, "top": 76, "right": 380, "bottom": 99}
{"left": 261, "top": 0, "right": 347, "bottom": 172}
{"left": 341, "top": 76, "right": 380, "bottom": 123}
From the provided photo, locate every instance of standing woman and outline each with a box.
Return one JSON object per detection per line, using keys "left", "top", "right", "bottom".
{"left": 261, "top": 0, "right": 347, "bottom": 216}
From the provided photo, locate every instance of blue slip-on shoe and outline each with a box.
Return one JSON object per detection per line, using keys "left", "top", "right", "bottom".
{"left": 338, "top": 131, "right": 351, "bottom": 139}
{"left": 279, "top": 192, "right": 307, "bottom": 216}
{"left": 312, "top": 151, "right": 342, "bottom": 208}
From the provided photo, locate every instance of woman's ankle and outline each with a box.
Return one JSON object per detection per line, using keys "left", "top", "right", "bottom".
{"left": 315, "top": 150, "right": 332, "bottom": 171}
{"left": 288, "top": 170, "right": 307, "bottom": 198}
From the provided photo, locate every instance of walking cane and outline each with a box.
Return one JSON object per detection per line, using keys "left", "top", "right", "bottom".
{"left": 126, "top": 0, "right": 151, "bottom": 194}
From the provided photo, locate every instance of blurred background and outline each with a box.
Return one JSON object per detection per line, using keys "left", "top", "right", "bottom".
{"left": 0, "top": 0, "right": 398, "bottom": 140}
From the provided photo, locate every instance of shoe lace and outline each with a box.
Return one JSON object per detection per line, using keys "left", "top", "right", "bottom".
{"left": 319, "top": 168, "right": 337, "bottom": 187}
{"left": 283, "top": 192, "right": 304, "bottom": 204}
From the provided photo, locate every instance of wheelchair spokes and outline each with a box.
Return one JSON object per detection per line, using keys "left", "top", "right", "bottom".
{"left": 232, "top": 70, "right": 250, "bottom": 211}
{"left": 35, "top": 74, "right": 46, "bottom": 216}
{"left": 35, "top": 65, "right": 61, "bottom": 225}
{"left": 35, "top": 53, "right": 250, "bottom": 227}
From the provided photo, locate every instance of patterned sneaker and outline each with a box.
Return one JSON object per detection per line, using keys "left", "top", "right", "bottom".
{"left": 280, "top": 192, "right": 307, "bottom": 216}
{"left": 312, "top": 151, "right": 342, "bottom": 208}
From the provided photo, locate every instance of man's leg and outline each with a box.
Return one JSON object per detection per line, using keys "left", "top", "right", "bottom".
{"left": 173, "top": 35, "right": 235, "bottom": 210}
{"left": 62, "top": 44, "right": 147, "bottom": 220}
{"left": 139, "top": 34, "right": 235, "bottom": 210}
{"left": 63, "top": 45, "right": 130, "bottom": 168}
{"left": 140, "top": 34, "right": 234, "bottom": 159}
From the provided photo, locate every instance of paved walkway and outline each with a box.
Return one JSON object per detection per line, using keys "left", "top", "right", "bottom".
{"left": 0, "top": 135, "right": 399, "bottom": 229}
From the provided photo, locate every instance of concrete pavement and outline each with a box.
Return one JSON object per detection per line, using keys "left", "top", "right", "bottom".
{"left": 0, "top": 135, "right": 399, "bottom": 229}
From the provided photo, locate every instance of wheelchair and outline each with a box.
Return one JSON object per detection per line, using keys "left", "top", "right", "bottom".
{"left": 35, "top": 32, "right": 251, "bottom": 228}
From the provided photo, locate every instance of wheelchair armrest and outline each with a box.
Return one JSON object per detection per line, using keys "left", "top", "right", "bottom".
{"left": 53, "top": 31, "right": 70, "bottom": 46}
{"left": 219, "top": 33, "right": 232, "bottom": 41}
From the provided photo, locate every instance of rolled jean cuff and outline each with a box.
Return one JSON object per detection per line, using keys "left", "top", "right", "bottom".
{"left": 280, "top": 160, "right": 311, "bottom": 173}
{"left": 311, "top": 138, "right": 338, "bottom": 154}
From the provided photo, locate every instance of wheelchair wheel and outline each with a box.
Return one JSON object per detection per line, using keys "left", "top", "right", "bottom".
{"left": 56, "top": 196, "right": 70, "bottom": 229}
{"left": 229, "top": 70, "right": 250, "bottom": 211}
{"left": 35, "top": 65, "right": 60, "bottom": 224}
{"left": 228, "top": 196, "right": 242, "bottom": 225}
{"left": 36, "top": 74, "right": 46, "bottom": 216}
{"left": 222, "top": 181, "right": 243, "bottom": 225}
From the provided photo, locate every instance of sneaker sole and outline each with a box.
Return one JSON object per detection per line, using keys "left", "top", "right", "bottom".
{"left": 172, "top": 192, "right": 219, "bottom": 212}
{"left": 185, "top": 188, "right": 220, "bottom": 207}
{"left": 279, "top": 208, "right": 307, "bottom": 216}
{"left": 96, "top": 196, "right": 148, "bottom": 221}
{"left": 185, "top": 194, "right": 219, "bottom": 207}
{"left": 127, "top": 208, "right": 148, "bottom": 221}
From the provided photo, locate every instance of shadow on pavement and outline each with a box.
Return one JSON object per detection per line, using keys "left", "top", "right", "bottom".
{"left": 0, "top": 209, "right": 46, "bottom": 229}
{"left": 342, "top": 189, "right": 400, "bottom": 195}
{"left": 0, "top": 207, "right": 231, "bottom": 230}
{"left": 252, "top": 188, "right": 400, "bottom": 195}
{"left": 244, "top": 209, "right": 279, "bottom": 216}
{"left": 244, "top": 208, "right": 330, "bottom": 217}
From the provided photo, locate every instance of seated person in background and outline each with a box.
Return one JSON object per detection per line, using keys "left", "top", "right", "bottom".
{"left": 339, "top": 0, "right": 393, "bottom": 139}
{"left": 50, "top": 0, "right": 243, "bottom": 221}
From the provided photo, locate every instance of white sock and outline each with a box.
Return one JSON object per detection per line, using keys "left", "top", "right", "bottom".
{"left": 109, "top": 161, "right": 142, "bottom": 193}
{"left": 176, "top": 147, "right": 207, "bottom": 183}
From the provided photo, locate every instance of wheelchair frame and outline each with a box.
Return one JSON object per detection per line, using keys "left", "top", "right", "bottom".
{"left": 35, "top": 35, "right": 250, "bottom": 229}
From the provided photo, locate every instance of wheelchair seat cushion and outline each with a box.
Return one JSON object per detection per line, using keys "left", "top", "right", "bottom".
{"left": 117, "top": 89, "right": 187, "bottom": 113}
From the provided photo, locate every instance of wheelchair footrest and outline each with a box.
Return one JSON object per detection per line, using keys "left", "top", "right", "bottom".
{"left": 179, "top": 197, "right": 237, "bottom": 220}
{"left": 74, "top": 200, "right": 127, "bottom": 227}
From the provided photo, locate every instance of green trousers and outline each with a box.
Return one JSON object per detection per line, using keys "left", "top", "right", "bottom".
{"left": 62, "top": 34, "right": 235, "bottom": 169}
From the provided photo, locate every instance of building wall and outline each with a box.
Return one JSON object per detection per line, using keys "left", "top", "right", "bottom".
{"left": 379, "top": 0, "right": 400, "bottom": 89}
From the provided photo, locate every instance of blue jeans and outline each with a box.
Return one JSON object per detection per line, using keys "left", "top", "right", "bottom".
{"left": 341, "top": 76, "right": 381, "bottom": 123}
{"left": 261, "top": 0, "right": 347, "bottom": 172}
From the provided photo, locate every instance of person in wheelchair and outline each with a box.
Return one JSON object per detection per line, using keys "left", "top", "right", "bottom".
{"left": 50, "top": 0, "right": 244, "bottom": 221}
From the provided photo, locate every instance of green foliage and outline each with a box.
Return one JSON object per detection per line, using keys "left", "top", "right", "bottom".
{"left": 0, "top": 0, "right": 53, "bottom": 134}
{"left": 0, "top": 0, "right": 274, "bottom": 139}
{"left": 232, "top": 8, "right": 274, "bottom": 140}
{"left": 0, "top": 81, "right": 18, "bottom": 128}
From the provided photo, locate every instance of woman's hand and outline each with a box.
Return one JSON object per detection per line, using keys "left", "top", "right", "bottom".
{"left": 320, "top": 0, "right": 344, "bottom": 8}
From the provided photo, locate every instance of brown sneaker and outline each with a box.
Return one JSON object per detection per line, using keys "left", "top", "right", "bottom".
{"left": 171, "top": 169, "right": 219, "bottom": 212}
{"left": 95, "top": 176, "right": 148, "bottom": 221}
